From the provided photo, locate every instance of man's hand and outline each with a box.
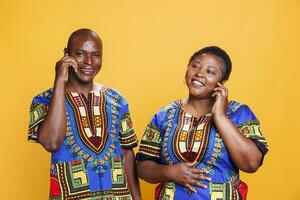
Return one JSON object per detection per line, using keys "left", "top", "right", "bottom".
{"left": 55, "top": 53, "right": 78, "bottom": 84}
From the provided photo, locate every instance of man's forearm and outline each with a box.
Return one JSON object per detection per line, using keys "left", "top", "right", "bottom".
{"left": 123, "top": 149, "right": 142, "bottom": 200}
{"left": 38, "top": 80, "right": 66, "bottom": 152}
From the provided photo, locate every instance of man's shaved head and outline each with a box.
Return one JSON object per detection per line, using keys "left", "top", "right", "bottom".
{"left": 66, "top": 28, "right": 102, "bottom": 53}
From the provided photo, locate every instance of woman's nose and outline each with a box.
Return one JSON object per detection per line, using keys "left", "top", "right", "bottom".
{"left": 195, "top": 69, "right": 204, "bottom": 77}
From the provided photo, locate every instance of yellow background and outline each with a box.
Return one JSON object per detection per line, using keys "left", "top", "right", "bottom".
{"left": 0, "top": 0, "right": 299, "bottom": 199}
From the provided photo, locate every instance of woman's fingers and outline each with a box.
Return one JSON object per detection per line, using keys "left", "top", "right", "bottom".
{"left": 213, "top": 87, "right": 227, "bottom": 97}
{"left": 191, "top": 170, "right": 211, "bottom": 182}
{"left": 217, "top": 82, "right": 228, "bottom": 97}
{"left": 192, "top": 168, "right": 208, "bottom": 174}
{"left": 212, "top": 91, "right": 222, "bottom": 99}
{"left": 194, "top": 181, "right": 208, "bottom": 189}
{"left": 184, "top": 183, "right": 197, "bottom": 193}
{"left": 196, "top": 173, "right": 211, "bottom": 182}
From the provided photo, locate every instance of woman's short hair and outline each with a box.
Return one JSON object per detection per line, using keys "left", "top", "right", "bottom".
{"left": 188, "top": 46, "right": 232, "bottom": 82}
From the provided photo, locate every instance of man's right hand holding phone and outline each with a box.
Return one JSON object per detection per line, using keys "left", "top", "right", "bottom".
{"left": 55, "top": 52, "right": 78, "bottom": 84}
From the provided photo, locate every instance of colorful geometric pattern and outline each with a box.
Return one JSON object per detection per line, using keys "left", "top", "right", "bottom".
{"left": 137, "top": 100, "right": 268, "bottom": 199}
{"left": 50, "top": 158, "right": 132, "bottom": 200}
{"left": 28, "top": 87, "right": 138, "bottom": 199}
{"left": 55, "top": 159, "right": 90, "bottom": 199}
{"left": 119, "top": 113, "right": 137, "bottom": 149}
{"left": 111, "top": 157, "right": 132, "bottom": 199}
{"left": 65, "top": 91, "right": 107, "bottom": 154}
{"left": 156, "top": 181, "right": 176, "bottom": 200}
{"left": 238, "top": 119, "right": 268, "bottom": 153}
{"left": 210, "top": 182, "right": 241, "bottom": 200}
{"left": 64, "top": 89, "right": 120, "bottom": 175}
{"left": 138, "top": 122, "right": 162, "bottom": 162}
{"left": 173, "top": 111, "right": 213, "bottom": 164}
{"left": 28, "top": 89, "right": 52, "bottom": 142}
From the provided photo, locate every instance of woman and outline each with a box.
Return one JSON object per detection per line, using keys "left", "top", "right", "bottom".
{"left": 136, "top": 46, "right": 268, "bottom": 200}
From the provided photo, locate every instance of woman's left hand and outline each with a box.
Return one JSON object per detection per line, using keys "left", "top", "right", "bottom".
{"left": 211, "top": 82, "right": 229, "bottom": 116}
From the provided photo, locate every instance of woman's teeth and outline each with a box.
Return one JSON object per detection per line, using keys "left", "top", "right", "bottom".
{"left": 192, "top": 80, "right": 204, "bottom": 86}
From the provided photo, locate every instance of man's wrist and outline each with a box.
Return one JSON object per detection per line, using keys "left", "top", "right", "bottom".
{"left": 54, "top": 77, "right": 66, "bottom": 87}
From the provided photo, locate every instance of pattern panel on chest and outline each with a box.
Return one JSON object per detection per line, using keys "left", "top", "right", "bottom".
{"left": 66, "top": 91, "right": 108, "bottom": 154}
{"left": 172, "top": 111, "right": 213, "bottom": 163}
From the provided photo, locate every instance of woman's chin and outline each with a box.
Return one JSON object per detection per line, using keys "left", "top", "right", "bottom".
{"left": 189, "top": 90, "right": 212, "bottom": 100}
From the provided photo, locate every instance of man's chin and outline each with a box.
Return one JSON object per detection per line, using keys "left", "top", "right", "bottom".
{"left": 75, "top": 75, "right": 94, "bottom": 84}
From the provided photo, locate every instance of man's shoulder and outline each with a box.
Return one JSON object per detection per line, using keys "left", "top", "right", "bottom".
{"left": 103, "top": 86, "right": 127, "bottom": 102}
{"left": 32, "top": 88, "right": 53, "bottom": 103}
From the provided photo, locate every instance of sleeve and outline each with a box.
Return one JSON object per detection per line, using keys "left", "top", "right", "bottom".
{"left": 118, "top": 97, "right": 138, "bottom": 149}
{"left": 233, "top": 105, "right": 269, "bottom": 157}
{"left": 28, "top": 94, "right": 50, "bottom": 143}
{"left": 136, "top": 114, "right": 162, "bottom": 163}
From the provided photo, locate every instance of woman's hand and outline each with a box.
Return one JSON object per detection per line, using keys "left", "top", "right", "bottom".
{"left": 167, "top": 160, "right": 211, "bottom": 193}
{"left": 55, "top": 53, "right": 78, "bottom": 84}
{"left": 212, "top": 82, "right": 229, "bottom": 117}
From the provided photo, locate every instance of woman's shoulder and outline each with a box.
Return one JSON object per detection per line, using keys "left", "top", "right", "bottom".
{"left": 227, "top": 100, "right": 258, "bottom": 123}
{"left": 226, "top": 100, "right": 245, "bottom": 115}
{"left": 158, "top": 100, "right": 180, "bottom": 113}
{"left": 152, "top": 100, "right": 180, "bottom": 119}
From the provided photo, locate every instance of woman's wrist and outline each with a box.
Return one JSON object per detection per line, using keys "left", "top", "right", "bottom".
{"left": 213, "top": 112, "right": 227, "bottom": 121}
{"left": 164, "top": 165, "right": 174, "bottom": 181}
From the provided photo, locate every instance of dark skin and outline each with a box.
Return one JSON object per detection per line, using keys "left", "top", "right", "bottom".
{"left": 138, "top": 53, "right": 263, "bottom": 193}
{"left": 184, "top": 54, "right": 262, "bottom": 173}
{"left": 37, "top": 30, "right": 141, "bottom": 200}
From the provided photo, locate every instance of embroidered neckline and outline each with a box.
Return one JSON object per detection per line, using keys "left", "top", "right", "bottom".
{"left": 64, "top": 89, "right": 121, "bottom": 175}
{"left": 176, "top": 99, "right": 212, "bottom": 119}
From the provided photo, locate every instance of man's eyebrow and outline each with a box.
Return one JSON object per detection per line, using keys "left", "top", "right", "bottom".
{"left": 75, "top": 49, "right": 102, "bottom": 53}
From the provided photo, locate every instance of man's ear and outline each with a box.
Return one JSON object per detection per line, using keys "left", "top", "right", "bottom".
{"left": 64, "top": 48, "right": 68, "bottom": 55}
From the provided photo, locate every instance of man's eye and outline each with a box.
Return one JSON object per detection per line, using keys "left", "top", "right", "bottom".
{"left": 76, "top": 52, "right": 84, "bottom": 56}
{"left": 93, "top": 53, "right": 101, "bottom": 57}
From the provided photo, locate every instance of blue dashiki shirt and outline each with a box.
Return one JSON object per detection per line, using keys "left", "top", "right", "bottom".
{"left": 136, "top": 100, "right": 268, "bottom": 200}
{"left": 28, "top": 86, "right": 138, "bottom": 200}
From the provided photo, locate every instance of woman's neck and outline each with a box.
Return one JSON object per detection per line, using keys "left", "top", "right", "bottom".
{"left": 182, "top": 95, "right": 214, "bottom": 118}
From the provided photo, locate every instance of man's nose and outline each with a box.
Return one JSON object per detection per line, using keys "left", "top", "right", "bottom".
{"left": 84, "top": 54, "right": 92, "bottom": 64}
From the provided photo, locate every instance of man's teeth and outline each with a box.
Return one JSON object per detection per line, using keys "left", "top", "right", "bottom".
{"left": 192, "top": 80, "right": 203, "bottom": 86}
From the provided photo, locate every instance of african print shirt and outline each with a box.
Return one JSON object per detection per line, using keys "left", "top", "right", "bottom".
{"left": 28, "top": 87, "right": 138, "bottom": 200}
{"left": 136, "top": 100, "right": 268, "bottom": 200}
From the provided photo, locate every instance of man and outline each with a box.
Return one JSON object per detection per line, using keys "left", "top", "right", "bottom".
{"left": 28, "top": 29, "right": 141, "bottom": 200}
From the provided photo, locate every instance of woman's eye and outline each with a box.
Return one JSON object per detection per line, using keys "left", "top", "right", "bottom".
{"left": 207, "top": 70, "right": 215, "bottom": 75}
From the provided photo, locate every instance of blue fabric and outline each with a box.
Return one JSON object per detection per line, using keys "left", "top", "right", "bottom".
{"left": 137, "top": 100, "right": 268, "bottom": 199}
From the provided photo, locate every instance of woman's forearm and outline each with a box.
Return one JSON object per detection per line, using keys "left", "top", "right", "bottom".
{"left": 137, "top": 160, "right": 171, "bottom": 183}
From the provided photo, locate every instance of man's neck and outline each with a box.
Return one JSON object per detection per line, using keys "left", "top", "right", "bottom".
{"left": 65, "top": 78, "right": 94, "bottom": 97}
